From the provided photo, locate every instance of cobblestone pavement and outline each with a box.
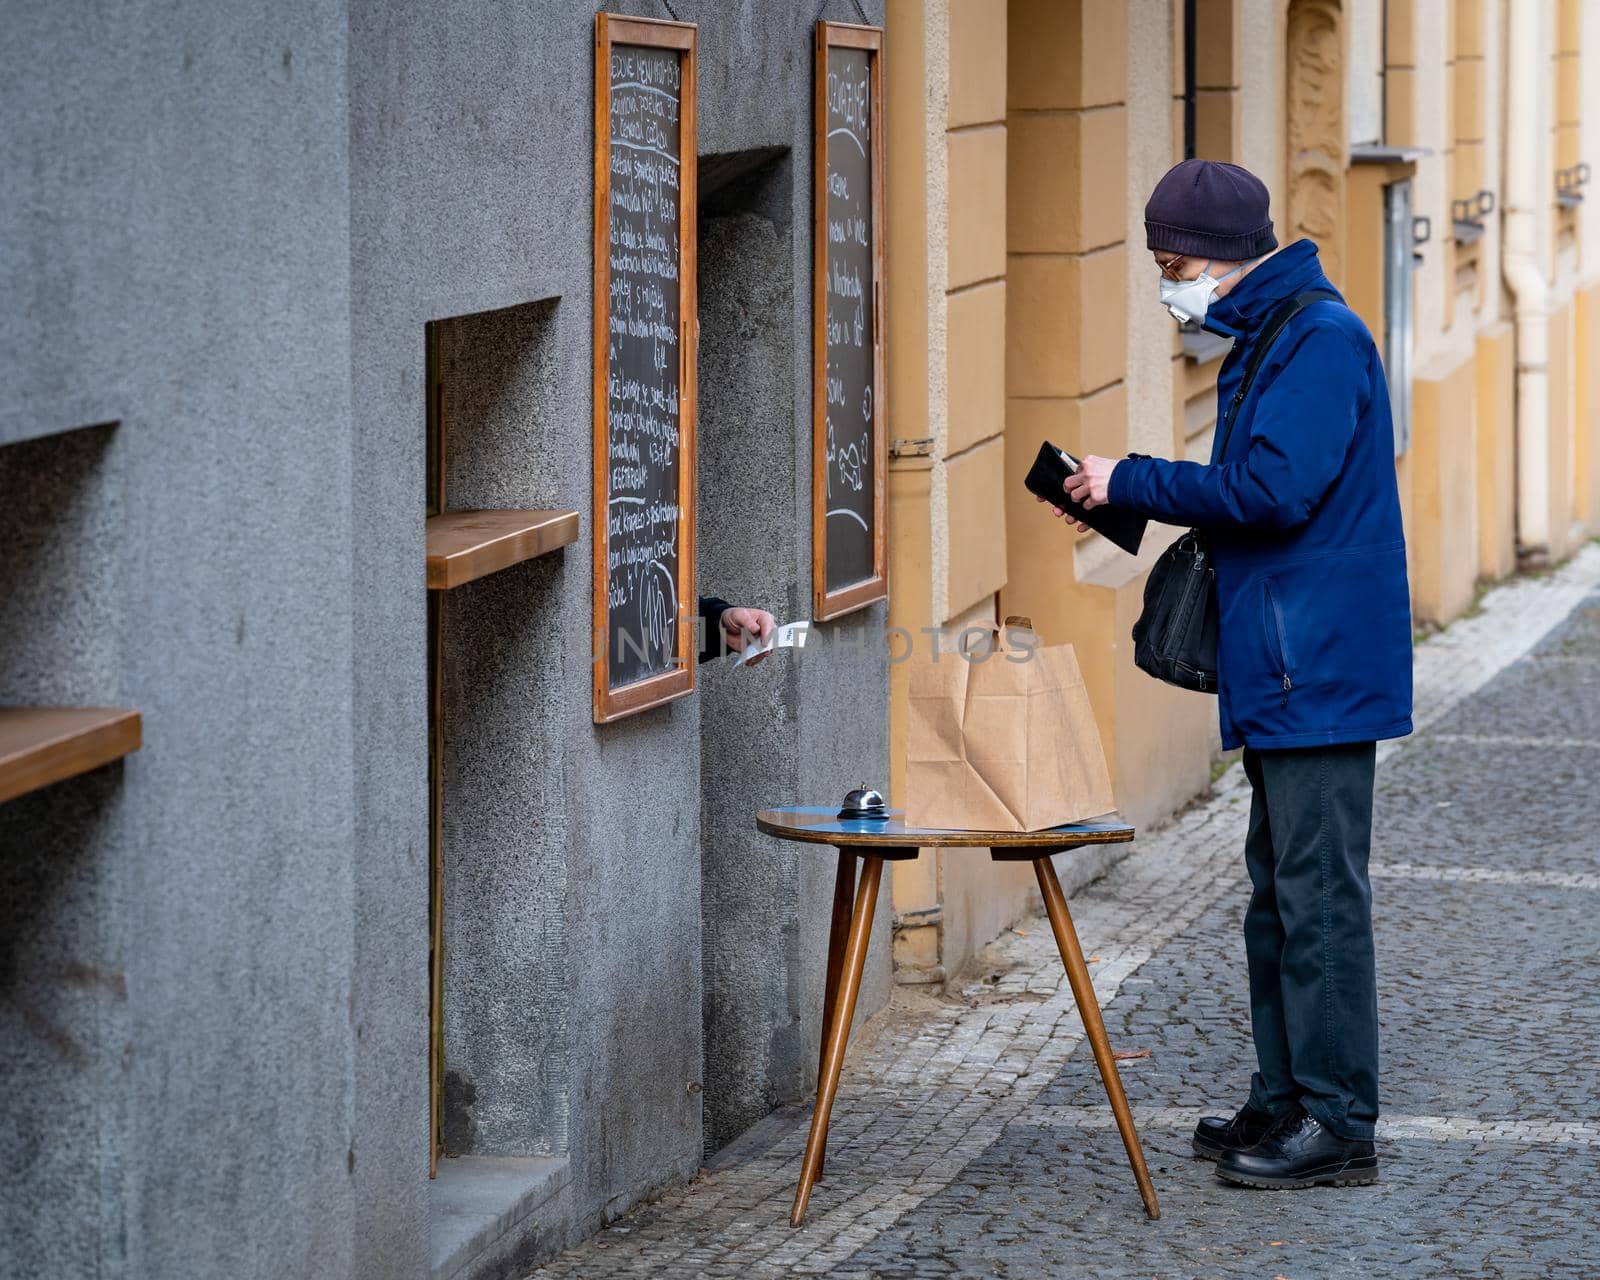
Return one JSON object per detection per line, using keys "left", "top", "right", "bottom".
{"left": 529, "top": 546, "right": 1600, "bottom": 1280}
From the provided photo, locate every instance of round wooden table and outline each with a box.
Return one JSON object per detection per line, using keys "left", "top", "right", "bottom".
{"left": 756, "top": 806, "right": 1160, "bottom": 1226}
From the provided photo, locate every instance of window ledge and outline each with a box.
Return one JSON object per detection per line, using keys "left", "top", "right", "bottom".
{"left": 426, "top": 509, "right": 580, "bottom": 590}
{"left": 1181, "top": 329, "right": 1233, "bottom": 365}
{"left": 0, "top": 707, "right": 142, "bottom": 805}
{"left": 431, "top": 1155, "right": 570, "bottom": 1280}
{"left": 1349, "top": 143, "right": 1431, "bottom": 164}
{"left": 1075, "top": 520, "right": 1191, "bottom": 592}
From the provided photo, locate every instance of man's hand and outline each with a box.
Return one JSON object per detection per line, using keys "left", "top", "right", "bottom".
{"left": 1034, "top": 454, "right": 1119, "bottom": 531}
{"left": 720, "top": 606, "right": 777, "bottom": 665}
{"left": 1063, "top": 454, "right": 1118, "bottom": 509}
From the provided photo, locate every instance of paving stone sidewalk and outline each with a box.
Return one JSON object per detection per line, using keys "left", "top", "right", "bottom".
{"left": 529, "top": 546, "right": 1600, "bottom": 1280}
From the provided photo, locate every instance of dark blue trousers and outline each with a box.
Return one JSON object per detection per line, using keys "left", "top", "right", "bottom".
{"left": 1241, "top": 742, "right": 1379, "bottom": 1141}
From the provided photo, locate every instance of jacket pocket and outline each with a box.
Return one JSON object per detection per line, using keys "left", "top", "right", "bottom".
{"left": 1262, "top": 578, "right": 1294, "bottom": 706}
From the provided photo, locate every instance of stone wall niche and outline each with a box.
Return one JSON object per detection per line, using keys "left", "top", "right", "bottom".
{"left": 429, "top": 299, "right": 572, "bottom": 1162}
{"left": 693, "top": 146, "right": 817, "bottom": 1152}
{"left": 0, "top": 422, "right": 130, "bottom": 1280}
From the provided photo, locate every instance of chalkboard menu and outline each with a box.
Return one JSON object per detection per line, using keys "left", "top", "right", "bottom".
{"left": 593, "top": 14, "right": 698, "bottom": 723}
{"left": 812, "top": 22, "right": 887, "bottom": 621}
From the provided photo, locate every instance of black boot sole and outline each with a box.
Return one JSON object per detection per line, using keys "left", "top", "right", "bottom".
{"left": 1216, "top": 1157, "right": 1379, "bottom": 1190}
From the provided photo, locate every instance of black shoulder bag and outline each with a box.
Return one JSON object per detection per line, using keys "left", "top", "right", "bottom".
{"left": 1131, "top": 289, "right": 1338, "bottom": 693}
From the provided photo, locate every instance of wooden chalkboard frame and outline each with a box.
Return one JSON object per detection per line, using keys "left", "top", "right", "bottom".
{"left": 592, "top": 13, "right": 698, "bottom": 723}
{"left": 812, "top": 21, "right": 888, "bottom": 622}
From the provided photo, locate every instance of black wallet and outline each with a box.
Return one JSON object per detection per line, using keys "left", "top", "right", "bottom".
{"left": 1023, "top": 441, "right": 1147, "bottom": 556}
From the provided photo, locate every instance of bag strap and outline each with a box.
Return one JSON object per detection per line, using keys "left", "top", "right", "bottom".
{"left": 1214, "top": 287, "right": 1340, "bottom": 460}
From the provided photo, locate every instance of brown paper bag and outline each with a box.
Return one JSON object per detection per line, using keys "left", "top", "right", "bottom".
{"left": 905, "top": 622, "right": 1115, "bottom": 832}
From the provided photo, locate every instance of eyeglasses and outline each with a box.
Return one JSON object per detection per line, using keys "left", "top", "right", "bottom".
{"left": 1156, "top": 252, "right": 1187, "bottom": 282}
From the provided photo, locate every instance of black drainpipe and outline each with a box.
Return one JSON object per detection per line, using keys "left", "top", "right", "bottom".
{"left": 1183, "top": 0, "right": 1197, "bottom": 158}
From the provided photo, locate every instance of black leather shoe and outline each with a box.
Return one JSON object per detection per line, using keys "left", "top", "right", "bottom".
{"left": 1191, "top": 1103, "right": 1276, "bottom": 1161}
{"left": 1215, "top": 1108, "right": 1378, "bottom": 1189}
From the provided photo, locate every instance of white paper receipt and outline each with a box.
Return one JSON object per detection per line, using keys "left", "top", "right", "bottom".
{"left": 733, "top": 620, "right": 812, "bottom": 666}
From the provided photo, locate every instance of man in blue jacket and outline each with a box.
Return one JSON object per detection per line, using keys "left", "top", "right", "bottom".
{"left": 1059, "top": 159, "right": 1412, "bottom": 1190}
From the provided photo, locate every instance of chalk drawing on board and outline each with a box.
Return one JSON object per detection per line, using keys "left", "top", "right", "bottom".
{"left": 812, "top": 23, "right": 886, "bottom": 620}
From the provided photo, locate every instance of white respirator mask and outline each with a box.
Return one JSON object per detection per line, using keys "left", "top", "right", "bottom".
{"left": 1158, "top": 259, "right": 1252, "bottom": 325}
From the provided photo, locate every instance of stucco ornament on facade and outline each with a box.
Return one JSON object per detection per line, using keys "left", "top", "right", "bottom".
{"left": 1286, "top": 0, "right": 1346, "bottom": 283}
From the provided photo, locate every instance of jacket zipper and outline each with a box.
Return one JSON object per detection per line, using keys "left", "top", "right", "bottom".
{"left": 1264, "top": 579, "right": 1294, "bottom": 706}
{"left": 1215, "top": 388, "right": 1247, "bottom": 463}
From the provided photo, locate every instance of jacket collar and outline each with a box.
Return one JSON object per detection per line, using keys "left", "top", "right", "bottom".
{"left": 1202, "top": 239, "right": 1330, "bottom": 338}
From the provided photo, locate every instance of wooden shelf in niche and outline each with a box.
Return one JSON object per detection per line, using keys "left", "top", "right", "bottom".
{"left": 425, "top": 509, "right": 580, "bottom": 591}
{"left": 0, "top": 707, "right": 143, "bottom": 805}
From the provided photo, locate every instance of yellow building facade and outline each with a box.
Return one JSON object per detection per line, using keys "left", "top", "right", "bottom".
{"left": 883, "top": 0, "right": 1600, "bottom": 985}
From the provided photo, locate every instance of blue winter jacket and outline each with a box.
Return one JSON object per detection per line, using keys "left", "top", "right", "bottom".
{"left": 1108, "top": 239, "right": 1413, "bottom": 751}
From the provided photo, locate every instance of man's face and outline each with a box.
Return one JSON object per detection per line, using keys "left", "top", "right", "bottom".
{"left": 1154, "top": 251, "right": 1209, "bottom": 283}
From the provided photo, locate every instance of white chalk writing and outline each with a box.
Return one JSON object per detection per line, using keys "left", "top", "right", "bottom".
{"left": 605, "top": 45, "right": 684, "bottom": 682}
{"left": 822, "top": 46, "right": 877, "bottom": 591}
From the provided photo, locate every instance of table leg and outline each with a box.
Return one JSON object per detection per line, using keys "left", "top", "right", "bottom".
{"left": 1033, "top": 854, "right": 1161, "bottom": 1221}
{"left": 816, "top": 848, "right": 859, "bottom": 1180}
{"left": 791, "top": 853, "right": 883, "bottom": 1227}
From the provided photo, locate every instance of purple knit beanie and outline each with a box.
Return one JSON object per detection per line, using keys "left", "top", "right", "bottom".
{"left": 1144, "top": 159, "right": 1278, "bottom": 260}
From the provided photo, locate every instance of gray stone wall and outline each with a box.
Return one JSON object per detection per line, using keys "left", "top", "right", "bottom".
{"left": 3, "top": 1, "right": 888, "bottom": 1276}
{"left": 2, "top": 4, "right": 356, "bottom": 1278}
